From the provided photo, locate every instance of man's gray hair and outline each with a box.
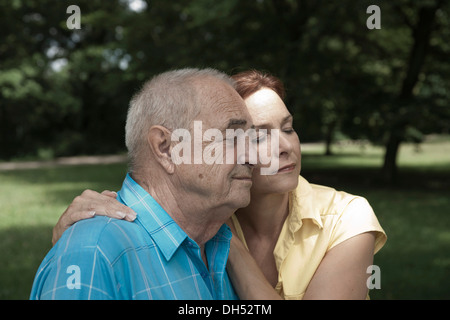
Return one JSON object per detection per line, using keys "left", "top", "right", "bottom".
{"left": 125, "top": 68, "right": 235, "bottom": 172}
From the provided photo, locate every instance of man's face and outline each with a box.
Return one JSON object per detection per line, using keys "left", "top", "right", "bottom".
{"left": 174, "top": 78, "right": 254, "bottom": 214}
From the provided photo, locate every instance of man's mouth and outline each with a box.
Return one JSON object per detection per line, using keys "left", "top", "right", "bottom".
{"left": 233, "top": 176, "right": 252, "bottom": 180}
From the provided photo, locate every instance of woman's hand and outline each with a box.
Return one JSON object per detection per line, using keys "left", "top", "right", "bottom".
{"left": 52, "top": 189, "right": 137, "bottom": 246}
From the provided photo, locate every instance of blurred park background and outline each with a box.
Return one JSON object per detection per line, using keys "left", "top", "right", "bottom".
{"left": 0, "top": 0, "right": 449, "bottom": 299}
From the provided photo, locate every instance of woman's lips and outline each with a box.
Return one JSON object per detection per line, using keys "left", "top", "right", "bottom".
{"left": 276, "top": 163, "right": 296, "bottom": 173}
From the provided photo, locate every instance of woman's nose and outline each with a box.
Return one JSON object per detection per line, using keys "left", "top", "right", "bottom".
{"left": 278, "top": 132, "right": 293, "bottom": 158}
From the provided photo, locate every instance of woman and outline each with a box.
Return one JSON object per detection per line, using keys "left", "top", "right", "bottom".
{"left": 52, "top": 70, "right": 386, "bottom": 299}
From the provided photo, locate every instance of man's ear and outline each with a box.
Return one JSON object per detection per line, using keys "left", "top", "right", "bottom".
{"left": 147, "top": 125, "right": 175, "bottom": 174}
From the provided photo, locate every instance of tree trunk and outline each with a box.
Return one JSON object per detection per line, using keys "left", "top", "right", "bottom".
{"left": 382, "top": 132, "right": 401, "bottom": 183}
{"left": 381, "top": 1, "right": 442, "bottom": 184}
{"left": 324, "top": 120, "right": 336, "bottom": 156}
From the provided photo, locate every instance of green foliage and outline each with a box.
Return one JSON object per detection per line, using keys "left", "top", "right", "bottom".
{"left": 0, "top": 0, "right": 449, "bottom": 164}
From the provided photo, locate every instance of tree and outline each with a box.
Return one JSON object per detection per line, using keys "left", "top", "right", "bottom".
{"left": 381, "top": 0, "right": 447, "bottom": 183}
{"left": 1, "top": 0, "right": 449, "bottom": 180}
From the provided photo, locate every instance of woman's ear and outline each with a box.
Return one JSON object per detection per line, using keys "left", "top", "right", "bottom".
{"left": 147, "top": 125, "right": 175, "bottom": 174}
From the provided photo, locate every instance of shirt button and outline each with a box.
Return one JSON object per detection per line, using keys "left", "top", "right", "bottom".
{"left": 200, "top": 272, "right": 209, "bottom": 278}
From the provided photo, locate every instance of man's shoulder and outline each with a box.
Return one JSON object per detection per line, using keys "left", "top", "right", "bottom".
{"left": 31, "top": 217, "right": 150, "bottom": 300}
{"left": 55, "top": 216, "right": 150, "bottom": 259}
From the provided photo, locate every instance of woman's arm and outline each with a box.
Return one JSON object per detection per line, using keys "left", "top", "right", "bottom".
{"left": 52, "top": 189, "right": 137, "bottom": 245}
{"left": 226, "top": 235, "right": 282, "bottom": 300}
{"left": 303, "top": 232, "right": 376, "bottom": 300}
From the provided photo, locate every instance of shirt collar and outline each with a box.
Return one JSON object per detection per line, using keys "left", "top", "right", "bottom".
{"left": 117, "top": 173, "right": 188, "bottom": 261}
{"left": 287, "top": 175, "right": 324, "bottom": 232}
{"left": 272, "top": 175, "right": 323, "bottom": 269}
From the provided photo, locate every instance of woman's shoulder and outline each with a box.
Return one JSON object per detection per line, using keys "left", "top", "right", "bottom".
{"left": 297, "top": 176, "right": 367, "bottom": 217}
{"left": 297, "top": 176, "right": 386, "bottom": 253}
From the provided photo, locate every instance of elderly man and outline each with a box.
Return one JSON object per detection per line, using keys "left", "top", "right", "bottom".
{"left": 30, "top": 68, "right": 255, "bottom": 299}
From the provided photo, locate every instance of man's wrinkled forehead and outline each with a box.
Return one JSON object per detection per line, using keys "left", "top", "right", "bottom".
{"left": 194, "top": 79, "right": 252, "bottom": 126}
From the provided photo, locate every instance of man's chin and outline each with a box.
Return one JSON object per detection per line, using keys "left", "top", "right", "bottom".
{"left": 234, "top": 195, "right": 251, "bottom": 210}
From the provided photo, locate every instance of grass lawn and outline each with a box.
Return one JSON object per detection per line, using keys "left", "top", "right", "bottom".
{"left": 0, "top": 137, "right": 449, "bottom": 299}
{"left": 0, "top": 163, "right": 129, "bottom": 299}
{"left": 301, "top": 137, "right": 450, "bottom": 299}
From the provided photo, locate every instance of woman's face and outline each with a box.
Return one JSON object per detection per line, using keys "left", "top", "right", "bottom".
{"left": 244, "top": 88, "right": 301, "bottom": 195}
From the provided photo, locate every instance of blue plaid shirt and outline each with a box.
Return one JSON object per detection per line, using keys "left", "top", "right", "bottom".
{"left": 30, "top": 173, "right": 238, "bottom": 300}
